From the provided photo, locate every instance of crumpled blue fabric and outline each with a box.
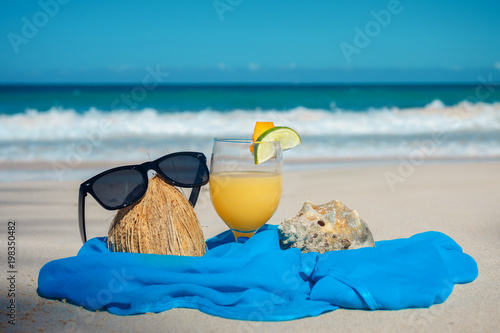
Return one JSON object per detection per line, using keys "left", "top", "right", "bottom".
{"left": 38, "top": 225, "right": 477, "bottom": 321}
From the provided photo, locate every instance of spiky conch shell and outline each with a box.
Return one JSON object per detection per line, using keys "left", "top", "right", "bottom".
{"left": 107, "top": 175, "right": 206, "bottom": 256}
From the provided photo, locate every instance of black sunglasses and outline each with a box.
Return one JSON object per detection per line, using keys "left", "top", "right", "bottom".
{"left": 78, "top": 152, "right": 209, "bottom": 243}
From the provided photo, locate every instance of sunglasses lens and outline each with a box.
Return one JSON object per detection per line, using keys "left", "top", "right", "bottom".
{"left": 158, "top": 155, "right": 208, "bottom": 185}
{"left": 92, "top": 169, "right": 146, "bottom": 208}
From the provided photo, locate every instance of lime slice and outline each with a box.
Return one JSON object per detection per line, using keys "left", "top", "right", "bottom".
{"left": 254, "top": 126, "right": 301, "bottom": 164}
{"left": 257, "top": 126, "right": 301, "bottom": 151}
{"left": 253, "top": 141, "right": 277, "bottom": 165}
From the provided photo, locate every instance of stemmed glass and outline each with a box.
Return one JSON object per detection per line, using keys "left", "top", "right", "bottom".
{"left": 209, "top": 138, "right": 283, "bottom": 243}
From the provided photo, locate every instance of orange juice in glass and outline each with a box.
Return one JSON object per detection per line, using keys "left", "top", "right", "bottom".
{"left": 209, "top": 138, "right": 283, "bottom": 242}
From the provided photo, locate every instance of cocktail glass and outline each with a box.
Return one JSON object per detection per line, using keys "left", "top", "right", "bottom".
{"left": 209, "top": 138, "right": 283, "bottom": 243}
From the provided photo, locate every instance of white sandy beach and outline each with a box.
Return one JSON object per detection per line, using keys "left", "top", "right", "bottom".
{"left": 0, "top": 160, "right": 499, "bottom": 332}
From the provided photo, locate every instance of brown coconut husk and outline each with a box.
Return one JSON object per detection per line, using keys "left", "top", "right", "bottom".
{"left": 107, "top": 175, "right": 206, "bottom": 256}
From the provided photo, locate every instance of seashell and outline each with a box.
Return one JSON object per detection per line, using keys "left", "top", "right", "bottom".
{"left": 278, "top": 200, "right": 375, "bottom": 254}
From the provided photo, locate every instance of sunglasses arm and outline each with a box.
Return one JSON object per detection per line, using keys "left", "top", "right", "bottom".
{"left": 188, "top": 186, "right": 201, "bottom": 207}
{"left": 187, "top": 154, "right": 208, "bottom": 207}
{"left": 78, "top": 187, "right": 88, "bottom": 244}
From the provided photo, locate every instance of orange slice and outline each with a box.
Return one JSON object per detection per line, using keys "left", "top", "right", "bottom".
{"left": 250, "top": 121, "right": 274, "bottom": 154}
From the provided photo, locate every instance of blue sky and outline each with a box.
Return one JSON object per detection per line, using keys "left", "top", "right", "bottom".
{"left": 0, "top": 0, "right": 499, "bottom": 83}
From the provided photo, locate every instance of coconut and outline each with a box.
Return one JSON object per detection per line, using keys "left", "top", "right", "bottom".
{"left": 108, "top": 175, "right": 206, "bottom": 256}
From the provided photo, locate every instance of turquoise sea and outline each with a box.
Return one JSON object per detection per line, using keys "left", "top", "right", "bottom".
{"left": 1, "top": 84, "right": 500, "bottom": 180}
{"left": 2, "top": 84, "right": 500, "bottom": 114}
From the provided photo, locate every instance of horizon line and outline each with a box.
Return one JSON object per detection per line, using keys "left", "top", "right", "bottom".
{"left": 1, "top": 81, "right": 499, "bottom": 87}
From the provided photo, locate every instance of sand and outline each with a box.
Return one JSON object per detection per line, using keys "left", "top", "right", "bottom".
{"left": 0, "top": 161, "right": 499, "bottom": 332}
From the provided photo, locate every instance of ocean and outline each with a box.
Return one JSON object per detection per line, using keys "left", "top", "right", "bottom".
{"left": 1, "top": 84, "right": 500, "bottom": 181}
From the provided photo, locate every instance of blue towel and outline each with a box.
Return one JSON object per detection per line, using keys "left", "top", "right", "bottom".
{"left": 38, "top": 225, "right": 477, "bottom": 321}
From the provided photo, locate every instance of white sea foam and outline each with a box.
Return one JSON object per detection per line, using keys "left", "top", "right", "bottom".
{"left": 1, "top": 100, "right": 500, "bottom": 164}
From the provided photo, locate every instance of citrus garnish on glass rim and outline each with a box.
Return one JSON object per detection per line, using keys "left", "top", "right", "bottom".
{"left": 254, "top": 126, "right": 301, "bottom": 164}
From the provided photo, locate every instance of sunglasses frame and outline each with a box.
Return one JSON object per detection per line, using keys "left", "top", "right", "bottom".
{"left": 78, "top": 152, "right": 209, "bottom": 243}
